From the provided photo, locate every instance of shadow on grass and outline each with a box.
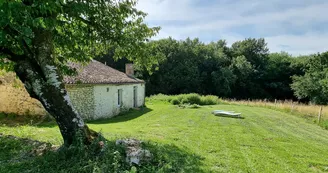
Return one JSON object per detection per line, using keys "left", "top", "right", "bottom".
{"left": 0, "top": 112, "right": 50, "bottom": 127}
{"left": 1, "top": 107, "right": 152, "bottom": 128}
{"left": 0, "top": 134, "right": 205, "bottom": 173}
{"left": 88, "top": 107, "right": 153, "bottom": 125}
{"left": 213, "top": 114, "right": 245, "bottom": 119}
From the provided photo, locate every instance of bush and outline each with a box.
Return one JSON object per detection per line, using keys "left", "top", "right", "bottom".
{"left": 146, "top": 94, "right": 172, "bottom": 102}
{"left": 177, "top": 94, "right": 186, "bottom": 102}
{"left": 184, "top": 93, "right": 201, "bottom": 104}
{"left": 171, "top": 99, "right": 180, "bottom": 105}
{"left": 188, "top": 104, "right": 201, "bottom": 109}
{"left": 181, "top": 99, "right": 188, "bottom": 104}
{"left": 200, "top": 95, "right": 221, "bottom": 105}
{"left": 175, "top": 93, "right": 201, "bottom": 104}
{"left": 146, "top": 93, "right": 220, "bottom": 106}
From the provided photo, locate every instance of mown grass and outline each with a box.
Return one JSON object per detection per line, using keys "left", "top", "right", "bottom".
{"left": 1, "top": 101, "right": 328, "bottom": 172}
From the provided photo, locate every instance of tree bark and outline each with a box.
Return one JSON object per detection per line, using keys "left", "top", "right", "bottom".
{"left": 12, "top": 29, "right": 96, "bottom": 146}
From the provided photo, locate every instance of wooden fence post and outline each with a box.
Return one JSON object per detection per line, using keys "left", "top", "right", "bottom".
{"left": 290, "top": 102, "right": 294, "bottom": 113}
{"left": 318, "top": 106, "right": 323, "bottom": 124}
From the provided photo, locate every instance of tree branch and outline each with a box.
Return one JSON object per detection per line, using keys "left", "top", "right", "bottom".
{"left": 3, "top": 25, "right": 34, "bottom": 59}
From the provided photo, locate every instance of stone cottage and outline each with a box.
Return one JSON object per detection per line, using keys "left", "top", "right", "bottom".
{"left": 63, "top": 60, "right": 145, "bottom": 120}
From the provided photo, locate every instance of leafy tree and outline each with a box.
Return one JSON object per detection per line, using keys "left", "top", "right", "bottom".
{"left": 263, "top": 52, "right": 295, "bottom": 99}
{"left": 230, "top": 38, "right": 270, "bottom": 98}
{"left": 229, "top": 55, "right": 255, "bottom": 98}
{"left": 98, "top": 37, "right": 320, "bottom": 103}
{"left": 142, "top": 38, "right": 204, "bottom": 95}
{"left": 199, "top": 40, "right": 233, "bottom": 96}
{"left": 231, "top": 38, "right": 269, "bottom": 70}
{"left": 291, "top": 52, "right": 328, "bottom": 104}
{"left": 211, "top": 67, "right": 236, "bottom": 97}
{"left": 0, "top": 0, "right": 159, "bottom": 146}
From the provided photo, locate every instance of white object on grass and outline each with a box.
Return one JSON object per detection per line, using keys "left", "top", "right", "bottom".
{"left": 212, "top": 110, "right": 242, "bottom": 117}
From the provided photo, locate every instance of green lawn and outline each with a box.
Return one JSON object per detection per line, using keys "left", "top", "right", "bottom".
{"left": 1, "top": 101, "right": 328, "bottom": 172}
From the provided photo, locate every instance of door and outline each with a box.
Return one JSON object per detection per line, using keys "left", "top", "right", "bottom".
{"left": 133, "top": 86, "right": 137, "bottom": 107}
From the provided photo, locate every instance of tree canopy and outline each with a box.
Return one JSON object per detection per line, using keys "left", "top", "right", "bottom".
{"left": 98, "top": 37, "right": 316, "bottom": 102}
{"left": 291, "top": 52, "right": 328, "bottom": 104}
{"left": 0, "top": 0, "right": 159, "bottom": 71}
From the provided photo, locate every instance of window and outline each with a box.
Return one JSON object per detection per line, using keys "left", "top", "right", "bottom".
{"left": 118, "top": 89, "right": 123, "bottom": 106}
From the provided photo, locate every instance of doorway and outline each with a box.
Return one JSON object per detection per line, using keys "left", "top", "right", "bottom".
{"left": 133, "top": 86, "right": 137, "bottom": 107}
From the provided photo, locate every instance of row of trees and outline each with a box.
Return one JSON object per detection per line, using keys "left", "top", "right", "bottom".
{"left": 97, "top": 37, "right": 328, "bottom": 104}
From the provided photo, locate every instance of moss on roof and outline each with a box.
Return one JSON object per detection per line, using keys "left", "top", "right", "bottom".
{"left": 63, "top": 60, "right": 144, "bottom": 84}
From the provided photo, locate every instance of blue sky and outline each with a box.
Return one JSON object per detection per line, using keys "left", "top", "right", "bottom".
{"left": 136, "top": 0, "right": 328, "bottom": 55}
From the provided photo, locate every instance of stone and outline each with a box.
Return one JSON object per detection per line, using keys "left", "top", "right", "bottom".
{"left": 116, "top": 139, "right": 152, "bottom": 165}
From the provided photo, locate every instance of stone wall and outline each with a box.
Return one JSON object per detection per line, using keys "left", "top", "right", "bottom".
{"left": 66, "top": 85, "right": 95, "bottom": 120}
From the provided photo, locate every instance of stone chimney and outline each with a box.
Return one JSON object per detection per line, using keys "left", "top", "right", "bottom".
{"left": 125, "top": 63, "right": 134, "bottom": 76}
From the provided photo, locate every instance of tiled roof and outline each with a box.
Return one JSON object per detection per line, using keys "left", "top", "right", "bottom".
{"left": 63, "top": 60, "right": 144, "bottom": 84}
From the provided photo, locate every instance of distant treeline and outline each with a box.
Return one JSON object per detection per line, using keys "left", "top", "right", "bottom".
{"left": 96, "top": 37, "right": 328, "bottom": 104}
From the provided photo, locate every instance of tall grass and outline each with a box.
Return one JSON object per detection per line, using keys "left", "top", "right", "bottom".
{"left": 225, "top": 99, "right": 328, "bottom": 129}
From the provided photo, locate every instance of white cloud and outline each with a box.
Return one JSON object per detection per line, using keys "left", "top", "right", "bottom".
{"left": 266, "top": 33, "right": 328, "bottom": 56}
{"left": 137, "top": 0, "right": 328, "bottom": 55}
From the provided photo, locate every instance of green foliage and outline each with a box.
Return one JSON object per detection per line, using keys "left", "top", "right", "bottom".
{"left": 291, "top": 52, "right": 328, "bottom": 104}
{"left": 188, "top": 104, "right": 201, "bottom": 109}
{"left": 170, "top": 98, "right": 180, "bottom": 105}
{"left": 0, "top": 0, "right": 160, "bottom": 73}
{"left": 180, "top": 93, "right": 201, "bottom": 104}
{"left": 146, "top": 93, "right": 172, "bottom": 102}
{"left": 148, "top": 93, "right": 221, "bottom": 105}
{"left": 0, "top": 133, "right": 204, "bottom": 173}
{"left": 104, "top": 37, "right": 308, "bottom": 100}
{"left": 200, "top": 95, "right": 221, "bottom": 105}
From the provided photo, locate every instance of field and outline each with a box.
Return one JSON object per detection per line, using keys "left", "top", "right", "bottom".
{"left": 1, "top": 100, "right": 328, "bottom": 172}
{"left": 226, "top": 99, "right": 328, "bottom": 129}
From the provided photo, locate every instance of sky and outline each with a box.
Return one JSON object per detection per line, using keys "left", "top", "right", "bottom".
{"left": 136, "top": 0, "right": 328, "bottom": 55}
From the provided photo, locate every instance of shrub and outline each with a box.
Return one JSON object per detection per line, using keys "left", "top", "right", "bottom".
{"left": 177, "top": 94, "right": 186, "bottom": 102}
{"left": 188, "top": 104, "right": 201, "bottom": 109}
{"left": 184, "top": 93, "right": 201, "bottom": 104}
{"left": 146, "top": 93, "right": 220, "bottom": 106}
{"left": 171, "top": 98, "right": 180, "bottom": 105}
{"left": 181, "top": 98, "right": 189, "bottom": 104}
{"left": 176, "top": 93, "right": 201, "bottom": 104}
{"left": 200, "top": 95, "right": 221, "bottom": 105}
{"left": 146, "top": 94, "right": 172, "bottom": 102}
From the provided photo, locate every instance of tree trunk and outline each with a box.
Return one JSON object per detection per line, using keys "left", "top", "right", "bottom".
{"left": 13, "top": 30, "right": 96, "bottom": 146}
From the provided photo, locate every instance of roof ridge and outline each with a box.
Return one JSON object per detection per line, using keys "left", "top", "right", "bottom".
{"left": 63, "top": 60, "right": 144, "bottom": 84}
